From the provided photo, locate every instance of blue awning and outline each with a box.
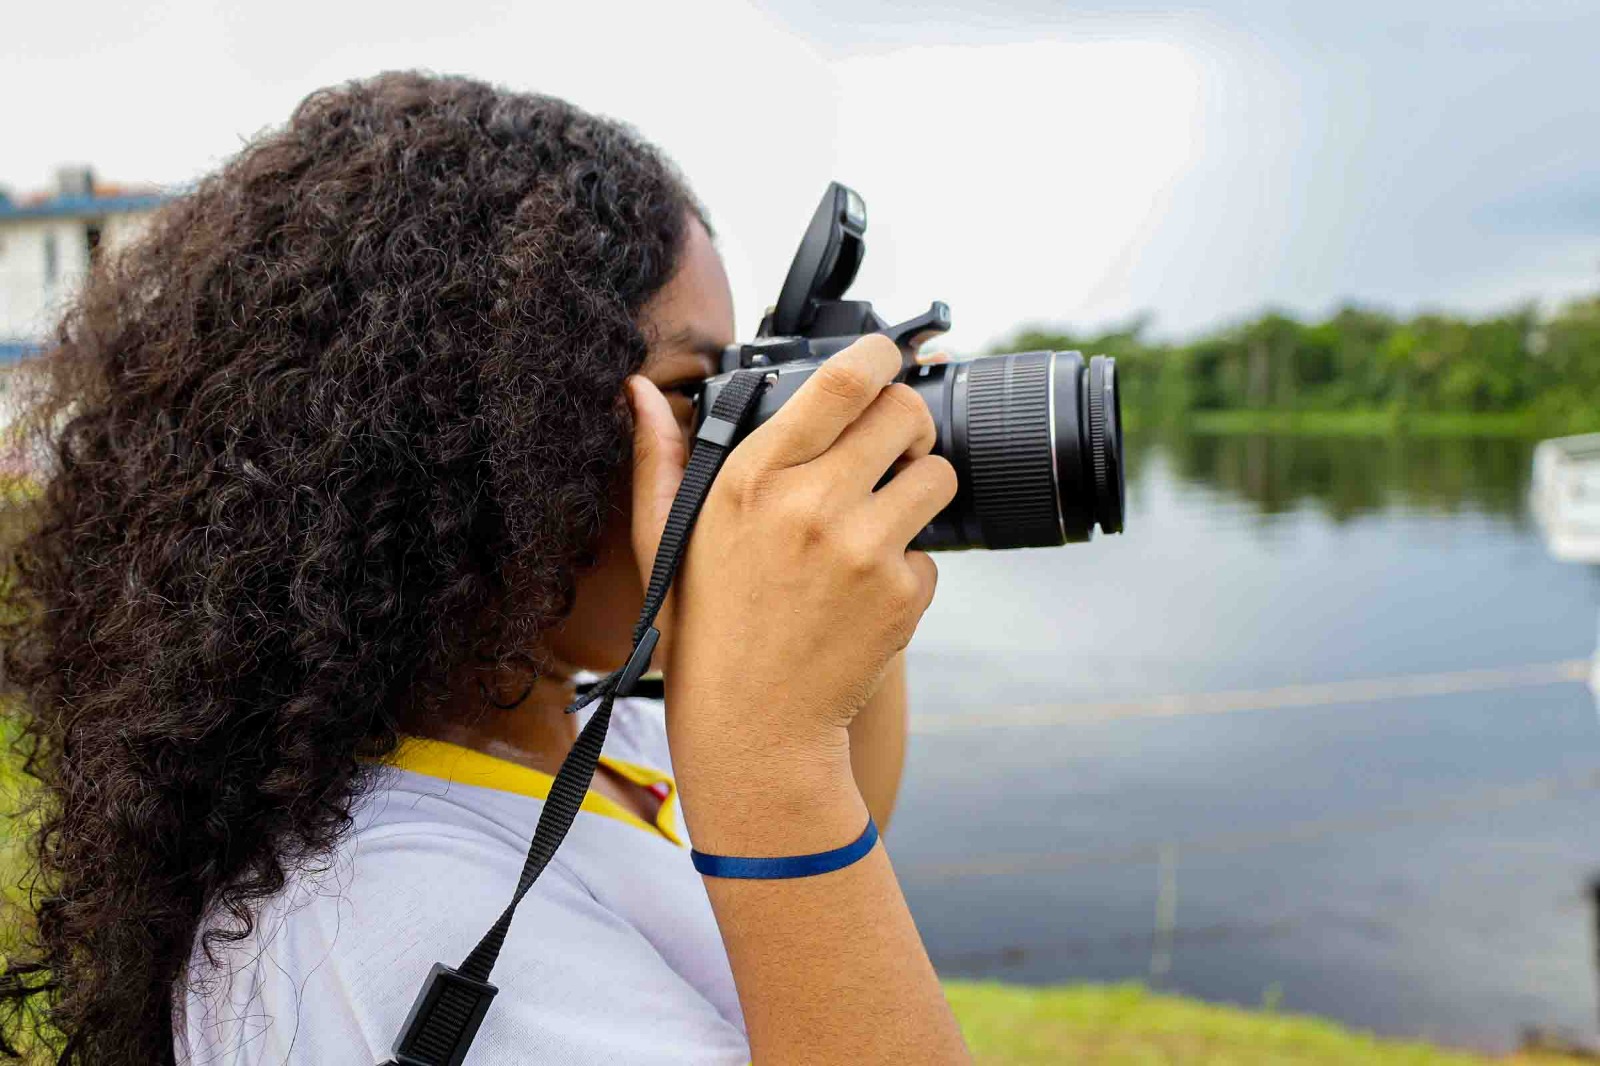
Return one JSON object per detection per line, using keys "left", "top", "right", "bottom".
{"left": 0, "top": 341, "right": 44, "bottom": 363}
{"left": 0, "top": 193, "right": 167, "bottom": 222}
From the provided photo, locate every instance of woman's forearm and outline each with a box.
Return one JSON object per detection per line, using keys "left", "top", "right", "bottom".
{"left": 849, "top": 651, "right": 909, "bottom": 832}
{"left": 682, "top": 744, "right": 968, "bottom": 1065}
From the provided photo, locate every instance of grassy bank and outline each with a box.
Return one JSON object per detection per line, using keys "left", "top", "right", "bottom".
{"left": 945, "top": 981, "right": 1590, "bottom": 1065}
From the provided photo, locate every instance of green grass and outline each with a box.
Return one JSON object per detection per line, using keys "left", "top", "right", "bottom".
{"left": 945, "top": 981, "right": 1588, "bottom": 1065}
{"left": 0, "top": 711, "right": 28, "bottom": 908}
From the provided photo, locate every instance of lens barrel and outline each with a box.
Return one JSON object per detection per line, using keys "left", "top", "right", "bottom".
{"left": 908, "top": 350, "right": 1123, "bottom": 551}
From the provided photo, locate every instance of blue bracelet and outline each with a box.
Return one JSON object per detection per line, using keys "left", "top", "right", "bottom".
{"left": 691, "top": 817, "right": 879, "bottom": 879}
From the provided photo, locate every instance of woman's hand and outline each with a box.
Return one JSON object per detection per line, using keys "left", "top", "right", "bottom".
{"left": 627, "top": 335, "right": 955, "bottom": 842}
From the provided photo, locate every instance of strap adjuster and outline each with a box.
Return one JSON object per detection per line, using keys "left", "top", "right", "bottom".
{"left": 391, "top": 963, "right": 498, "bottom": 1066}
{"left": 696, "top": 414, "right": 740, "bottom": 449}
{"left": 616, "top": 626, "right": 660, "bottom": 697}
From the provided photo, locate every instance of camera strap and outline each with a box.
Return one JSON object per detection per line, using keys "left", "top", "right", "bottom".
{"left": 386, "top": 368, "right": 770, "bottom": 1066}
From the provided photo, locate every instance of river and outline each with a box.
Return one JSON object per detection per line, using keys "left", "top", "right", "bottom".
{"left": 898, "top": 430, "right": 1600, "bottom": 1051}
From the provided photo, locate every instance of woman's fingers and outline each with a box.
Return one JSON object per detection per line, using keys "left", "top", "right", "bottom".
{"left": 628, "top": 375, "right": 688, "bottom": 581}
{"left": 743, "top": 334, "right": 902, "bottom": 469}
{"left": 815, "top": 383, "right": 937, "bottom": 492}
{"left": 869, "top": 453, "right": 958, "bottom": 548}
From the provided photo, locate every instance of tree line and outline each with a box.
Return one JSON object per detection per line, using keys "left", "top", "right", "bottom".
{"left": 996, "top": 288, "right": 1600, "bottom": 432}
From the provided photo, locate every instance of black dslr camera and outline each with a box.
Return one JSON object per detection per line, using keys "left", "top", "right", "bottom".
{"left": 699, "top": 183, "right": 1125, "bottom": 550}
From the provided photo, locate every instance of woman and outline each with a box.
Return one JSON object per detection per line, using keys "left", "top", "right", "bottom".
{"left": 0, "top": 72, "right": 969, "bottom": 1064}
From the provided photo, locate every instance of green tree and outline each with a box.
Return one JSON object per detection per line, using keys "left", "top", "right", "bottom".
{"left": 989, "top": 286, "right": 1600, "bottom": 432}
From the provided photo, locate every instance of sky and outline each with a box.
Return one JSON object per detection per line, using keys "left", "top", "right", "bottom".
{"left": 3, "top": 0, "right": 1597, "bottom": 351}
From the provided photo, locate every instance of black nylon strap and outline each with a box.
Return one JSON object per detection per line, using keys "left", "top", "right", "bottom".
{"left": 387, "top": 370, "right": 769, "bottom": 1066}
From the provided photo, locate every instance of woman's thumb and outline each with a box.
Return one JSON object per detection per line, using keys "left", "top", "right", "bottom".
{"left": 627, "top": 375, "right": 688, "bottom": 579}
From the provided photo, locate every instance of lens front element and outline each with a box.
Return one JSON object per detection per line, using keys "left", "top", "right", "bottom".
{"left": 1085, "top": 354, "right": 1124, "bottom": 535}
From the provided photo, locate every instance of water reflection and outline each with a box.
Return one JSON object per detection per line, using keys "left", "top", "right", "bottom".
{"left": 1145, "top": 429, "right": 1536, "bottom": 523}
{"left": 900, "top": 430, "right": 1600, "bottom": 1050}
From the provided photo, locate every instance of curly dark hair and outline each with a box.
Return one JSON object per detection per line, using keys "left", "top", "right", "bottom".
{"left": 0, "top": 71, "right": 701, "bottom": 1064}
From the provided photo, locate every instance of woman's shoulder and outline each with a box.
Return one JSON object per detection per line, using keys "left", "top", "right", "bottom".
{"left": 176, "top": 804, "right": 554, "bottom": 1063}
{"left": 176, "top": 713, "right": 742, "bottom": 1062}
{"left": 178, "top": 789, "right": 744, "bottom": 1065}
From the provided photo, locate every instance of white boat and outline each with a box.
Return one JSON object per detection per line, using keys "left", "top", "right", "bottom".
{"left": 1532, "top": 433, "right": 1600, "bottom": 564}
{"left": 1532, "top": 433, "right": 1600, "bottom": 701}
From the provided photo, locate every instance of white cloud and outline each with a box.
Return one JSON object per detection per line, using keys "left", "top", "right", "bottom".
{"left": 827, "top": 40, "right": 1206, "bottom": 351}
{"left": 5, "top": 0, "right": 1597, "bottom": 347}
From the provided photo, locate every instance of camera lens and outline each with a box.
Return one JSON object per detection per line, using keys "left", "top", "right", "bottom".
{"left": 907, "top": 351, "right": 1124, "bottom": 551}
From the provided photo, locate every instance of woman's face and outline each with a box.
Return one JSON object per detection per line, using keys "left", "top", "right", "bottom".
{"left": 547, "top": 217, "right": 736, "bottom": 672}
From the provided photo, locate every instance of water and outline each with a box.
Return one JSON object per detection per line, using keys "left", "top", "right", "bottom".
{"left": 898, "top": 430, "right": 1600, "bottom": 1052}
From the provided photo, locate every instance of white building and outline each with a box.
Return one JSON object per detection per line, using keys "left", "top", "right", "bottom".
{"left": 0, "top": 165, "right": 166, "bottom": 360}
{"left": 1530, "top": 433, "right": 1600, "bottom": 709}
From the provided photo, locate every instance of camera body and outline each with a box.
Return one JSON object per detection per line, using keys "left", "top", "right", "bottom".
{"left": 698, "top": 183, "right": 1125, "bottom": 551}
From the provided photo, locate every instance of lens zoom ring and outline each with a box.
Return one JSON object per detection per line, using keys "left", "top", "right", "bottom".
{"left": 966, "top": 354, "right": 1059, "bottom": 549}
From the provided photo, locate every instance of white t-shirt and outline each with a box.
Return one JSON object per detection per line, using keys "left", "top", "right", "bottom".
{"left": 177, "top": 698, "right": 750, "bottom": 1065}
